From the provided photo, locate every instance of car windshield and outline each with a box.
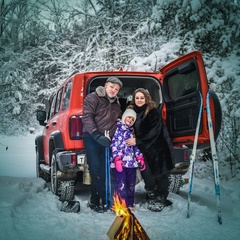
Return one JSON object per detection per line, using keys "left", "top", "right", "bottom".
{"left": 88, "top": 76, "right": 162, "bottom": 111}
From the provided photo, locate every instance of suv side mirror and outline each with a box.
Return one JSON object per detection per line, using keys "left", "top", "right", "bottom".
{"left": 36, "top": 110, "right": 46, "bottom": 126}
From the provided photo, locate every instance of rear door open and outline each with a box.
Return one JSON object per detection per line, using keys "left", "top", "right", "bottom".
{"left": 160, "top": 51, "right": 217, "bottom": 149}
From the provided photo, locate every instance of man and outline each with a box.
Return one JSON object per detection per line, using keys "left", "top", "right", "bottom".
{"left": 82, "top": 77, "right": 122, "bottom": 213}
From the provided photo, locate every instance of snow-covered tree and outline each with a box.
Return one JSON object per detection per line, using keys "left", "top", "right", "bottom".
{"left": 0, "top": 0, "right": 239, "bottom": 171}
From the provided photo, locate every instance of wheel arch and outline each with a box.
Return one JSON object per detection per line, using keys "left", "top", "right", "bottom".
{"left": 49, "top": 131, "right": 64, "bottom": 165}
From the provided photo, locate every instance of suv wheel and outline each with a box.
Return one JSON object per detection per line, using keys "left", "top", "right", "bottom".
{"left": 51, "top": 151, "right": 75, "bottom": 201}
{"left": 168, "top": 174, "right": 183, "bottom": 194}
{"left": 51, "top": 151, "right": 60, "bottom": 196}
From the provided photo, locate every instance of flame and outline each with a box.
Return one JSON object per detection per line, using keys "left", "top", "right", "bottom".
{"left": 111, "top": 193, "right": 130, "bottom": 217}
{"left": 109, "top": 193, "right": 150, "bottom": 240}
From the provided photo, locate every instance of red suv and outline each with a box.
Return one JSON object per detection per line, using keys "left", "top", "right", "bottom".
{"left": 35, "top": 51, "right": 221, "bottom": 201}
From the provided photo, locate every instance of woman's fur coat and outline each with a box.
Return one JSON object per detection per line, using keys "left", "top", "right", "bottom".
{"left": 133, "top": 106, "right": 175, "bottom": 175}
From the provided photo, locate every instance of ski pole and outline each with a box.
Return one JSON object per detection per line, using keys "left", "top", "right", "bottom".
{"left": 206, "top": 91, "right": 222, "bottom": 225}
{"left": 187, "top": 92, "right": 203, "bottom": 218}
{"left": 105, "top": 146, "right": 112, "bottom": 211}
{"left": 107, "top": 147, "right": 112, "bottom": 208}
{"left": 105, "top": 147, "right": 109, "bottom": 211}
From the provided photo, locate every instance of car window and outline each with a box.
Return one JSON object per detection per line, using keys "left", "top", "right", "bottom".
{"left": 55, "top": 88, "right": 63, "bottom": 114}
{"left": 48, "top": 94, "right": 56, "bottom": 120}
{"left": 62, "top": 80, "right": 72, "bottom": 111}
{"left": 167, "top": 70, "right": 199, "bottom": 100}
{"left": 166, "top": 62, "right": 200, "bottom": 100}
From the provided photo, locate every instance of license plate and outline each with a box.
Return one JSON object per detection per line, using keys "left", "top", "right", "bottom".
{"left": 77, "top": 154, "right": 85, "bottom": 164}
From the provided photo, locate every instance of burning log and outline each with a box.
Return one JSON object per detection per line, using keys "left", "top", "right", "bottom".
{"left": 107, "top": 194, "right": 150, "bottom": 240}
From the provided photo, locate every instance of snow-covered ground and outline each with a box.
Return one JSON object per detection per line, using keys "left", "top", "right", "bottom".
{"left": 0, "top": 132, "right": 239, "bottom": 240}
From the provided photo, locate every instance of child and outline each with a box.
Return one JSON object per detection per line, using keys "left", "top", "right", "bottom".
{"left": 110, "top": 109, "right": 145, "bottom": 209}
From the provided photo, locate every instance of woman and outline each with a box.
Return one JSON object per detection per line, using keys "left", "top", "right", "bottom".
{"left": 126, "top": 88, "right": 175, "bottom": 212}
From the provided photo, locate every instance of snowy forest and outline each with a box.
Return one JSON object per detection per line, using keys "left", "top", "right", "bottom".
{"left": 0, "top": 0, "right": 239, "bottom": 178}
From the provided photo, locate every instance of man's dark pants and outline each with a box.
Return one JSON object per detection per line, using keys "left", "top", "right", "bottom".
{"left": 83, "top": 136, "right": 106, "bottom": 206}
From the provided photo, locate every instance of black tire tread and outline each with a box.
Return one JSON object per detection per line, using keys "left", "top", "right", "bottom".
{"left": 168, "top": 174, "right": 182, "bottom": 194}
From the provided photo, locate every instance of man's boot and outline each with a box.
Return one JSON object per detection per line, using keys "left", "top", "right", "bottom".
{"left": 146, "top": 188, "right": 165, "bottom": 212}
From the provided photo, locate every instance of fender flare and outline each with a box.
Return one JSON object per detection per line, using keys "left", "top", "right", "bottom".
{"left": 35, "top": 135, "right": 44, "bottom": 162}
{"left": 50, "top": 131, "right": 64, "bottom": 151}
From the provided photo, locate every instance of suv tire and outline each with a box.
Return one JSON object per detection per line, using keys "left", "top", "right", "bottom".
{"left": 51, "top": 152, "right": 59, "bottom": 196}
{"left": 59, "top": 181, "right": 75, "bottom": 201}
{"left": 50, "top": 151, "right": 75, "bottom": 201}
{"left": 168, "top": 174, "right": 183, "bottom": 194}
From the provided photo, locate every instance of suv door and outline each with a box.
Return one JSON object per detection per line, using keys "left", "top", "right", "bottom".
{"left": 42, "top": 93, "right": 58, "bottom": 164}
{"left": 160, "top": 51, "right": 221, "bottom": 149}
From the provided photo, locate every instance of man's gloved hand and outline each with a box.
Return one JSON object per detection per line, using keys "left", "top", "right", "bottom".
{"left": 104, "top": 130, "right": 111, "bottom": 141}
{"left": 136, "top": 156, "right": 146, "bottom": 171}
{"left": 92, "top": 131, "right": 111, "bottom": 147}
{"left": 114, "top": 156, "right": 123, "bottom": 172}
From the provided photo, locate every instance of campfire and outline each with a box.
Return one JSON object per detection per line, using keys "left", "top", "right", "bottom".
{"left": 107, "top": 194, "right": 150, "bottom": 240}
